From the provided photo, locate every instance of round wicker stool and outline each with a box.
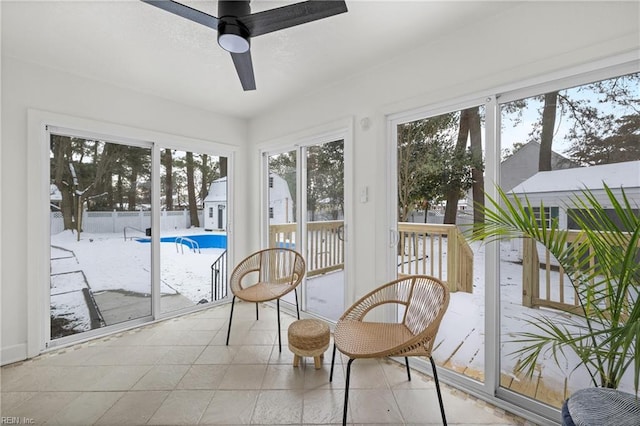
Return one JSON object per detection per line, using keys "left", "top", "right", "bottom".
{"left": 288, "top": 319, "right": 330, "bottom": 369}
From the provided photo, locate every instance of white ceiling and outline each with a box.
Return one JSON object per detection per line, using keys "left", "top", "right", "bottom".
{"left": 2, "top": 0, "right": 516, "bottom": 119}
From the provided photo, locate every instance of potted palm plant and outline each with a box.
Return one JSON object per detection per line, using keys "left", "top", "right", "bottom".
{"left": 469, "top": 184, "right": 640, "bottom": 394}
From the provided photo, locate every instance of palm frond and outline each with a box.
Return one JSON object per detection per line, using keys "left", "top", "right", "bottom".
{"left": 474, "top": 184, "right": 640, "bottom": 392}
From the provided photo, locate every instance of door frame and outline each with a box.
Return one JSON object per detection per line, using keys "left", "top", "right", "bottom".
{"left": 382, "top": 54, "right": 639, "bottom": 425}
{"left": 27, "top": 109, "right": 236, "bottom": 356}
{"left": 259, "top": 120, "right": 353, "bottom": 320}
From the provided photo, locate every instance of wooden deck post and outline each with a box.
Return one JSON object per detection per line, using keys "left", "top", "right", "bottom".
{"left": 447, "top": 229, "right": 458, "bottom": 292}
{"left": 522, "top": 237, "right": 539, "bottom": 308}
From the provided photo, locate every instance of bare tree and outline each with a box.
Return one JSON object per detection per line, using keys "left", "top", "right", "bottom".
{"left": 517, "top": 73, "right": 640, "bottom": 170}
{"left": 444, "top": 109, "right": 470, "bottom": 224}
{"left": 199, "top": 153, "right": 210, "bottom": 203}
{"left": 185, "top": 151, "right": 200, "bottom": 227}
{"left": 51, "top": 135, "right": 75, "bottom": 230}
{"left": 468, "top": 107, "right": 484, "bottom": 225}
{"left": 539, "top": 91, "right": 559, "bottom": 171}
{"left": 164, "top": 149, "right": 173, "bottom": 210}
{"left": 568, "top": 114, "right": 640, "bottom": 164}
{"left": 220, "top": 156, "right": 228, "bottom": 178}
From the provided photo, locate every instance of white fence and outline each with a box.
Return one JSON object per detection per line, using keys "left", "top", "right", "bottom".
{"left": 50, "top": 210, "right": 205, "bottom": 235}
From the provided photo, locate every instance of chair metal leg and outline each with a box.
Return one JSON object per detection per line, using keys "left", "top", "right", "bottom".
{"left": 255, "top": 302, "right": 259, "bottom": 320}
{"left": 225, "top": 296, "right": 236, "bottom": 346}
{"left": 430, "top": 356, "right": 447, "bottom": 426}
{"left": 404, "top": 356, "right": 411, "bottom": 381}
{"left": 277, "top": 298, "right": 282, "bottom": 352}
{"left": 330, "top": 344, "right": 337, "bottom": 382}
{"left": 294, "top": 288, "right": 300, "bottom": 320}
{"left": 343, "top": 358, "right": 354, "bottom": 426}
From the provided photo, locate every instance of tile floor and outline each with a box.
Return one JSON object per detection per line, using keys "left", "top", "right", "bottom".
{"left": 1, "top": 302, "right": 530, "bottom": 425}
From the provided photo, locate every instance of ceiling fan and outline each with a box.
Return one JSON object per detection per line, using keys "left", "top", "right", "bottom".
{"left": 141, "top": 0, "right": 348, "bottom": 91}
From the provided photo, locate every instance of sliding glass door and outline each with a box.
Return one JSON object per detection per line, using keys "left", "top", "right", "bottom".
{"left": 387, "top": 66, "right": 639, "bottom": 423}
{"left": 497, "top": 71, "right": 640, "bottom": 409}
{"left": 391, "top": 104, "right": 487, "bottom": 384}
{"left": 302, "top": 139, "right": 345, "bottom": 321}
{"left": 265, "top": 136, "right": 346, "bottom": 321}
{"left": 48, "top": 127, "right": 231, "bottom": 346}
{"left": 49, "top": 133, "right": 153, "bottom": 340}
{"left": 159, "top": 149, "right": 229, "bottom": 315}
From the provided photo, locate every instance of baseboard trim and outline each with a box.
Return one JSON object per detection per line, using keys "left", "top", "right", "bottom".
{"left": 1, "top": 343, "right": 28, "bottom": 366}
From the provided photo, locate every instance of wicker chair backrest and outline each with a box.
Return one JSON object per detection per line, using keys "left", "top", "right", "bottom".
{"left": 230, "top": 248, "right": 305, "bottom": 293}
{"left": 403, "top": 276, "right": 449, "bottom": 337}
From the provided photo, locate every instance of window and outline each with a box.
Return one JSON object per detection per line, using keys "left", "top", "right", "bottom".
{"left": 44, "top": 122, "right": 232, "bottom": 348}
{"left": 50, "top": 134, "right": 153, "bottom": 340}
{"left": 160, "top": 149, "right": 228, "bottom": 313}
{"left": 265, "top": 136, "right": 348, "bottom": 321}
{"left": 527, "top": 206, "right": 559, "bottom": 229}
{"left": 394, "top": 104, "right": 486, "bottom": 385}
{"left": 499, "top": 71, "right": 639, "bottom": 410}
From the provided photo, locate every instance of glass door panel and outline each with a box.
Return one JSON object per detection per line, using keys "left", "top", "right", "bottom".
{"left": 395, "top": 107, "right": 486, "bottom": 383}
{"left": 304, "top": 140, "right": 345, "bottom": 321}
{"left": 498, "top": 72, "right": 640, "bottom": 408}
{"left": 267, "top": 150, "right": 298, "bottom": 306}
{"left": 159, "top": 149, "right": 228, "bottom": 314}
{"left": 50, "top": 135, "right": 152, "bottom": 339}
{"left": 266, "top": 141, "right": 346, "bottom": 321}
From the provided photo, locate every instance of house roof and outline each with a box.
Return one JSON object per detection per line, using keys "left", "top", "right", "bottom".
{"left": 501, "top": 141, "right": 579, "bottom": 169}
{"left": 510, "top": 160, "right": 640, "bottom": 194}
{"left": 203, "top": 176, "right": 227, "bottom": 203}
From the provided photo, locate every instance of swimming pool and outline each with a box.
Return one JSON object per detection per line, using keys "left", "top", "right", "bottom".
{"left": 137, "top": 234, "right": 227, "bottom": 249}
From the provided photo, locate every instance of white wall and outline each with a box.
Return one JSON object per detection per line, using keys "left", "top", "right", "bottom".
{"left": 2, "top": 0, "right": 639, "bottom": 364}
{"left": 247, "top": 2, "right": 640, "bottom": 304}
{"left": 0, "top": 0, "right": 4, "bottom": 369}
{"left": 1, "top": 56, "right": 249, "bottom": 363}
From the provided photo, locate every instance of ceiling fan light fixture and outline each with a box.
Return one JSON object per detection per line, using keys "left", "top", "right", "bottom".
{"left": 141, "top": 0, "right": 348, "bottom": 91}
{"left": 217, "top": 22, "right": 250, "bottom": 53}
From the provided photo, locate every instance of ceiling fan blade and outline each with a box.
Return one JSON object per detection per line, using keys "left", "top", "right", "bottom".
{"left": 141, "top": 0, "right": 219, "bottom": 31}
{"left": 231, "top": 51, "right": 256, "bottom": 91}
{"left": 242, "top": 1, "right": 347, "bottom": 37}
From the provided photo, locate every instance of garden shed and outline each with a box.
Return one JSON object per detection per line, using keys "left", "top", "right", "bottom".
{"left": 203, "top": 173, "right": 294, "bottom": 231}
{"left": 203, "top": 176, "right": 228, "bottom": 231}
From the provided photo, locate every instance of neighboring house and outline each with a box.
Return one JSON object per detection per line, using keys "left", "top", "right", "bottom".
{"left": 203, "top": 177, "right": 227, "bottom": 231}
{"left": 500, "top": 141, "right": 579, "bottom": 192}
{"left": 267, "top": 173, "right": 294, "bottom": 224}
{"left": 509, "top": 160, "right": 640, "bottom": 230}
{"left": 203, "top": 173, "right": 294, "bottom": 231}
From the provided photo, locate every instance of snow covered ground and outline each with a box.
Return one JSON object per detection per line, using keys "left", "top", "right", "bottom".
{"left": 49, "top": 229, "right": 636, "bottom": 399}
{"left": 50, "top": 229, "right": 225, "bottom": 333}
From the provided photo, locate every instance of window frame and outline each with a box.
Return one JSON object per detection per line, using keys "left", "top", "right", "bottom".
{"left": 385, "top": 53, "right": 639, "bottom": 424}
{"left": 494, "top": 61, "right": 640, "bottom": 418}
{"left": 27, "top": 110, "right": 236, "bottom": 355}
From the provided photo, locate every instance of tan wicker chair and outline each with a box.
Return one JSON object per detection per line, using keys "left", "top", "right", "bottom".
{"left": 330, "top": 275, "right": 450, "bottom": 425}
{"left": 225, "top": 248, "right": 306, "bottom": 352}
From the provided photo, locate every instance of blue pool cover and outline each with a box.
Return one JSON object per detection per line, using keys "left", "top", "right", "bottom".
{"left": 137, "top": 234, "right": 227, "bottom": 249}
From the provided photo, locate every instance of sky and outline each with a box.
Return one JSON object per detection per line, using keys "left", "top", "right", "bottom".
{"left": 499, "top": 73, "right": 639, "bottom": 158}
